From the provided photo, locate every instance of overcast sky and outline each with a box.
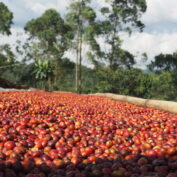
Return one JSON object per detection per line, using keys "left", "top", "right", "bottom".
{"left": 1, "top": 0, "right": 177, "bottom": 68}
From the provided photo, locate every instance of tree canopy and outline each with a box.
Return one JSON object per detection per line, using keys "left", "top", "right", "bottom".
{"left": 0, "top": 2, "right": 13, "bottom": 35}
{"left": 25, "top": 9, "right": 73, "bottom": 60}
{"left": 148, "top": 52, "right": 177, "bottom": 72}
{"left": 99, "top": 0, "right": 147, "bottom": 70}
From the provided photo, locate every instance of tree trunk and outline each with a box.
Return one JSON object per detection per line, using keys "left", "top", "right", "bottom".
{"left": 78, "top": 0, "right": 83, "bottom": 94}
{"left": 75, "top": 41, "right": 79, "bottom": 93}
{"left": 75, "top": 0, "right": 83, "bottom": 94}
{"left": 78, "top": 31, "right": 82, "bottom": 94}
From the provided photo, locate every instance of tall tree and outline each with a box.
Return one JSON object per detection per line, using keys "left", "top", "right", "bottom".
{"left": 0, "top": 2, "right": 13, "bottom": 35}
{"left": 89, "top": 0, "right": 147, "bottom": 93}
{"left": 66, "top": 0, "right": 97, "bottom": 93}
{"left": 24, "top": 9, "right": 73, "bottom": 89}
{"left": 98, "top": 0, "right": 147, "bottom": 71}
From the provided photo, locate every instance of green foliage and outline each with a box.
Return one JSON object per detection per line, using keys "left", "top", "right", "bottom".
{"left": 0, "top": 62, "right": 31, "bottom": 84}
{"left": 33, "top": 60, "right": 52, "bottom": 80}
{"left": 171, "top": 70, "right": 177, "bottom": 87}
{"left": 92, "top": 0, "right": 147, "bottom": 71}
{"left": 25, "top": 9, "right": 70, "bottom": 43}
{"left": 0, "top": 44, "right": 16, "bottom": 77}
{"left": 136, "top": 73, "right": 154, "bottom": 98}
{"left": 95, "top": 68, "right": 142, "bottom": 94}
{"left": 52, "top": 58, "right": 75, "bottom": 91}
{"left": 25, "top": 9, "right": 73, "bottom": 61}
{"left": 148, "top": 52, "right": 177, "bottom": 72}
{"left": 66, "top": 2, "right": 96, "bottom": 25}
{"left": 0, "top": 2, "right": 13, "bottom": 35}
{"left": 0, "top": 2, "right": 14, "bottom": 77}
{"left": 0, "top": 44, "right": 15, "bottom": 67}
{"left": 94, "top": 67, "right": 177, "bottom": 101}
{"left": 101, "top": 0, "right": 147, "bottom": 32}
{"left": 151, "top": 72, "right": 177, "bottom": 101}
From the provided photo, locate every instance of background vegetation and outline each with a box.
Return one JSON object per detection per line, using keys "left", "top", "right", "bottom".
{"left": 1, "top": 0, "right": 177, "bottom": 101}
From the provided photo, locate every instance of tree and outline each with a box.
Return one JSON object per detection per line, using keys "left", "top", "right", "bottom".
{"left": 66, "top": 0, "right": 97, "bottom": 93}
{"left": 0, "top": 2, "right": 13, "bottom": 35}
{"left": 24, "top": 9, "right": 73, "bottom": 89}
{"left": 152, "top": 72, "right": 176, "bottom": 100}
{"left": 148, "top": 52, "right": 177, "bottom": 72}
{"left": 89, "top": 0, "right": 147, "bottom": 93}
{"left": 0, "top": 44, "right": 15, "bottom": 69}
{"left": 24, "top": 9, "right": 72, "bottom": 67}
{"left": 95, "top": 68, "right": 142, "bottom": 94}
{"left": 25, "top": 9, "right": 72, "bottom": 59}
{"left": 0, "top": 2, "right": 14, "bottom": 71}
{"left": 97, "top": 0, "right": 147, "bottom": 71}
{"left": 136, "top": 73, "right": 154, "bottom": 98}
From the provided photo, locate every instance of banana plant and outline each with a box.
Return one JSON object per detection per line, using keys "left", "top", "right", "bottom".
{"left": 33, "top": 59, "right": 53, "bottom": 89}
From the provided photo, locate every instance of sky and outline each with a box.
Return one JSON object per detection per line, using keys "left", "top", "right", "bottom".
{"left": 1, "top": 0, "right": 177, "bottom": 68}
